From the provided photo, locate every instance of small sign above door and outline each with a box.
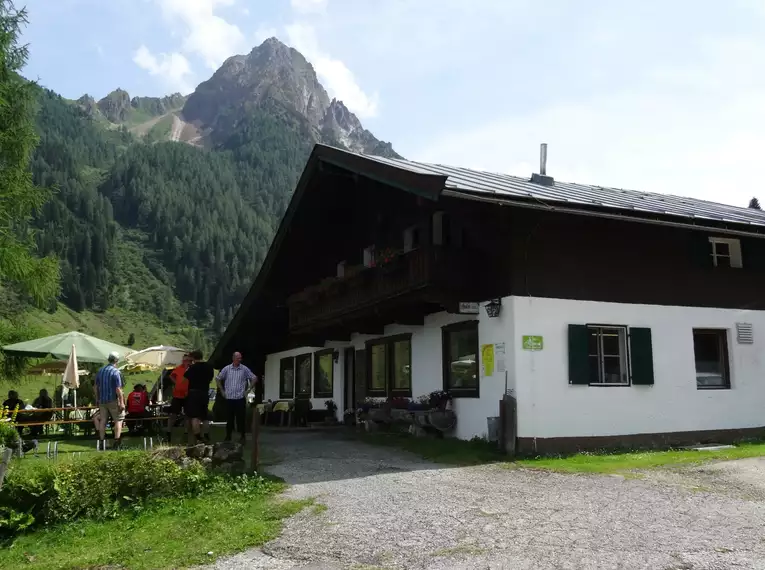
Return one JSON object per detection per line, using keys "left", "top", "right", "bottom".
{"left": 458, "top": 302, "right": 480, "bottom": 314}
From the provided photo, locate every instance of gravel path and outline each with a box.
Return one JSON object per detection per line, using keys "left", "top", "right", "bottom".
{"left": 206, "top": 431, "right": 765, "bottom": 570}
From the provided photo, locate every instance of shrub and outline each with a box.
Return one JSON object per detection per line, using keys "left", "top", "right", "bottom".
{"left": 0, "top": 422, "right": 19, "bottom": 448}
{"left": 0, "top": 451, "right": 211, "bottom": 539}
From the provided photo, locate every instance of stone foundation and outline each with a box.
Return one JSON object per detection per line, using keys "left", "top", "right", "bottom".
{"left": 517, "top": 426, "right": 765, "bottom": 455}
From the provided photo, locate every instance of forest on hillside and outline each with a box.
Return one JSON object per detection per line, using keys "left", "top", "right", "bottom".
{"left": 25, "top": 87, "right": 314, "bottom": 335}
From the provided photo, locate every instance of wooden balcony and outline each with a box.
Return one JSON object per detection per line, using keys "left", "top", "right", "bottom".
{"left": 287, "top": 246, "right": 483, "bottom": 334}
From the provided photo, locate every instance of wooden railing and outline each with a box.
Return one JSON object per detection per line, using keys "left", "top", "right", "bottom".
{"left": 287, "top": 247, "right": 476, "bottom": 331}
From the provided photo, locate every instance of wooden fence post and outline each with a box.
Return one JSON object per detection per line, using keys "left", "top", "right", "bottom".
{"left": 250, "top": 406, "right": 260, "bottom": 473}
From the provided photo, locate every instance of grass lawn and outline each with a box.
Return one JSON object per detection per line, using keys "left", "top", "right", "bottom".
{"left": 515, "top": 441, "right": 765, "bottom": 474}
{"left": 0, "top": 481, "right": 310, "bottom": 570}
{"left": 360, "top": 432, "right": 504, "bottom": 466}
{"left": 360, "top": 432, "right": 765, "bottom": 474}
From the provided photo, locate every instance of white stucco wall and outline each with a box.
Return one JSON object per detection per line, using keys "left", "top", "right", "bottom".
{"left": 512, "top": 296, "right": 765, "bottom": 440}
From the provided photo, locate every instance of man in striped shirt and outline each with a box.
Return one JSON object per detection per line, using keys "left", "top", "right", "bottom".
{"left": 216, "top": 352, "right": 256, "bottom": 442}
{"left": 94, "top": 352, "right": 125, "bottom": 450}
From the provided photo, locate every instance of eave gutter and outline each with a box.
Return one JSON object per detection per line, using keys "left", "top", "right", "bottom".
{"left": 443, "top": 189, "right": 765, "bottom": 240}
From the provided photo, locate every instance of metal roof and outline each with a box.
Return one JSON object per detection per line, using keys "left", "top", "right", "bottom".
{"left": 353, "top": 152, "right": 765, "bottom": 230}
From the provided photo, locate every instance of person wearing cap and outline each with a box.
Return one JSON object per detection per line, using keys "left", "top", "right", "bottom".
{"left": 94, "top": 351, "right": 126, "bottom": 449}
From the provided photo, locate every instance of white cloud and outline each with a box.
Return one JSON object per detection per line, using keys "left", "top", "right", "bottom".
{"left": 290, "top": 0, "right": 327, "bottom": 15}
{"left": 286, "top": 22, "right": 378, "bottom": 118}
{"left": 415, "top": 35, "right": 765, "bottom": 207}
{"left": 154, "top": 0, "right": 247, "bottom": 70}
{"left": 133, "top": 45, "right": 194, "bottom": 93}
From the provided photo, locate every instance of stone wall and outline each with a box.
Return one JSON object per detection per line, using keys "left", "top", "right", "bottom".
{"left": 153, "top": 441, "right": 247, "bottom": 475}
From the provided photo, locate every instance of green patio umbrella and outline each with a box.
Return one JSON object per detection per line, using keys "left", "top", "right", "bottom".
{"left": 2, "top": 331, "right": 133, "bottom": 364}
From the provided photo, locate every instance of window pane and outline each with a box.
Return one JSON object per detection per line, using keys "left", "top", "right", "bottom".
{"left": 447, "top": 327, "right": 478, "bottom": 389}
{"left": 316, "top": 353, "right": 333, "bottom": 395}
{"left": 280, "top": 359, "right": 294, "bottom": 397}
{"left": 370, "top": 344, "right": 387, "bottom": 391}
{"left": 602, "top": 356, "right": 624, "bottom": 384}
{"left": 296, "top": 355, "right": 311, "bottom": 395}
{"left": 714, "top": 242, "right": 730, "bottom": 256}
{"left": 601, "top": 329, "right": 621, "bottom": 357}
{"left": 392, "top": 340, "right": 411, "bottom": 390}
{"left": 694, "top": 330, "right": 728, "bottom": 387}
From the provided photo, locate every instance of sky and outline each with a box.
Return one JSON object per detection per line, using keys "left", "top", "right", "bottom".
{"left": 18, "top": 0, "right": 765, "bottom": 207}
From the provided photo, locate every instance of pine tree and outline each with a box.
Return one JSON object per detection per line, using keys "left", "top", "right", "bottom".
{"left": 749, "top": 197, "right": 761, "bottom": 210}
{"left": 0, "top": 2, "right": 59, "bottom": 304}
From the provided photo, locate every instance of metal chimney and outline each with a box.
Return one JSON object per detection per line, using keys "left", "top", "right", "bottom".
{"left": 540, "top": 143, "right": 548, "bottom": 176}
{"left": 530, "top": 142, "right": 554, "bottom": 186}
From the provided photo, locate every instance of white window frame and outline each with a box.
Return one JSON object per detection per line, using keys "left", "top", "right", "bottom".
{"left": 709, "top": 237, "right": 743, "bottom": 268}
{"left": 363, "top": 245, "right": 375, "bottom": 268}
{"left": 587, "top": 325, "right": 630, "bottom": 386}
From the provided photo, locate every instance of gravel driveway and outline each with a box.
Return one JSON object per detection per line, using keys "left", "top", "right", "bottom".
{"left": 206, "top": 431, "right": 765, "bottom": 570}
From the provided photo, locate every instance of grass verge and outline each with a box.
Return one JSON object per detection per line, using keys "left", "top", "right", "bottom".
{"left": 359, "top": 432, "right": 504, "bottom": 466}
{"left": 360, "top": 432, "right": 765, "bottom": 474}
{"left": 515, "top": 441, "right": 765, "bottom": 474}
{"left": 0, "top": 478, "right": 310, "bottom": 570}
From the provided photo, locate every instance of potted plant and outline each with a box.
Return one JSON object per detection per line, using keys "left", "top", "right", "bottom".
{"left": 324, "top": 399, "right": 338, "bottom": 424}
{"left": 343, "top": 408, "right": 356, "bottom": 426}
{"left": 407, "top": 395, "right": 430, "bottom": 411}
{"left": 428, "top": 390, "right": 453, "bottom": 411}
{"left": 387, "top": 396, "right": 410, "bottom": 410}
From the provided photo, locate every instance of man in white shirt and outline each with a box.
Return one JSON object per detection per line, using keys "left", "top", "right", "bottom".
{"left": 216, "top": 352, "right": 257, "bottom": 443}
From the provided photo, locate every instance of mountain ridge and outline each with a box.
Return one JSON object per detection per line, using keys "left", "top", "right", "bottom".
{"left": 76, "top": 37, "right": 399, "bottom": 158}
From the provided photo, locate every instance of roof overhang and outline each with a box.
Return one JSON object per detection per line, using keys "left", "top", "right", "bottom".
{"left": 209, "top": 144, "right": 448, "bottom": 366}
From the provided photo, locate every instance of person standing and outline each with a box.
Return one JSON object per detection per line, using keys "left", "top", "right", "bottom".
{"left": 216, "top": 352, "right": 257, "bottom": 443}
{"left": 184, "top": 350, "right": 214, "bottom": 445}
{"left": 94, "top": 352, "right": 125, "bottom": 450}
{"left": 165, "top": 353, "right": 191, "bottom": 443}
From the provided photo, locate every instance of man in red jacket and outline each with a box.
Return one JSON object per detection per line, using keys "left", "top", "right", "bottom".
{"left": 126, "top": 384, "right": 150, "bottom": 435}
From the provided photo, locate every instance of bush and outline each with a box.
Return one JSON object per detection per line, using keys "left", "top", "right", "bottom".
{"left": 0, "top": 451, "right": 213, "bottom": 539}
{"left": 0, "top": 422, "right": 19, "bottom": 448}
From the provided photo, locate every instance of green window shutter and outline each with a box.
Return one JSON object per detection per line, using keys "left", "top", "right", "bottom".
{"left": 568, "top": 324, "right": 590, "bottom": 385}
{"left": 689, "top": 233, "right": 712, "bottom": 268}
{"left": 629, "top": 328, "right": 654, "bottom": 385}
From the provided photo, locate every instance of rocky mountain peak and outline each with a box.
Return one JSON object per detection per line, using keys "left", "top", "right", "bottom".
{"left": 181, "top": 38, "right": 399, "bottom": 158}
{"left": 97, "top": 88, "right": 131, "bottom": 122}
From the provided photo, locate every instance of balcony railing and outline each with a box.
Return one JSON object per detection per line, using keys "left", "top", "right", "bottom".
{"left": 287, "top": 246, "right": 478, "bottom": 332}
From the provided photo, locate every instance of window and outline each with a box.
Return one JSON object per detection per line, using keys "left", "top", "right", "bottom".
{"left": 709, "top": 237, "right": 742, "bottom": 268}
{"left": 568, "top": 324, "right": 654, "bottom": 386}
{"left": 404, "top": 226, "right": 421, "bottom": 253}
{"left": 366, "top": 334, "right": 412, "bottom": 396}
{"left": 442, "top": 321, "right": 479, "bottom": 397}
{"left": 279, "top": 357, "right": 294, "bottom": 399}
{"left": 392, "top": 339, "right": 411, "bottom": 391}
{"left": 313, "top": 349, "right": 334, "bottom": 398}
{"left": 363, "top": 245, "right": 375, "bottom": 268}
{"left": 295, "top": 353, "right": 312, "bottom": 397}
{"left": 588, "top": 326, "right": 629, "bottom": 385}
{"left": 693, "top": 329, "right": 730, "bottom": 389}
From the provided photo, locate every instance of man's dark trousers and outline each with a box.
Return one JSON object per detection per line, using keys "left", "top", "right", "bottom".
{"left": 226, "top": 398, "right": 246, "bottom": 440}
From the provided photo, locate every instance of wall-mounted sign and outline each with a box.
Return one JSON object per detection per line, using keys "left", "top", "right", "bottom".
{"left": 481, "top": 344, "right": 495, "bottom": 376}
{"left": 495, "top": 342, "right": 506, "bottom": 373}
{"left": 522, "top": 335, "right": 544, "bottom": 351}
{"left": 458, "top": 302, "right": 480, "bottom": 314}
